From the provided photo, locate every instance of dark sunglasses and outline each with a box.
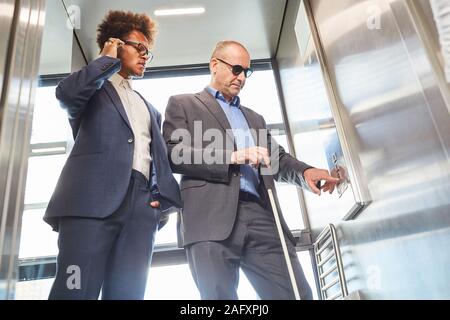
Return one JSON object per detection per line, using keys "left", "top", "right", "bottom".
{"left": 123, "top": 40, "right": 153, "bottom": 62}
{"left": 216, "top": 58, "right": 253, "bottom": 78}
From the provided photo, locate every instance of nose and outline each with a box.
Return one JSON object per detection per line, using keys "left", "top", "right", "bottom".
{"left": 139, "top": 55, "right": 149, "bottom": 67}
{"left": 143, "top": 52, "right": 153, "bottom": 63}
{"left": 237, "top": 71, "right": 246, "bottom": 82}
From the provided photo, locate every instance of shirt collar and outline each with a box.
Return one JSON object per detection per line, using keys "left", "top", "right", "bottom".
{"left": 109, "top": 73, "right": 133, "bottom": 90}
{"left": 207, "top": 86, "right": 240, "bottom": 108}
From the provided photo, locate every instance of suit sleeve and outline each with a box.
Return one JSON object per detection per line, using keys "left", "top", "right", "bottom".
{"left": 163, "top": 96, "right": 234, "bottom": 183}
{"left": 264, "top": 116, "right": 315, "bottom": 189}
{"left": 55, "top": 56, "right": 121, "bottom": 120}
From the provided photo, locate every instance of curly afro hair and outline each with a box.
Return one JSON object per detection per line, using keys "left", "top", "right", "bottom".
{"left": 96, "top": 11, "right": 157, "bottom": 51}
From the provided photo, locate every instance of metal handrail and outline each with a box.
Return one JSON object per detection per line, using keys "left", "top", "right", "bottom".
{"left": 322, "top": 277, "right": 340, "bottom": 292}
{"left": 326, "top": 292, "right": 343, "bottom": 301}
{"left": 330, "top": 224, "right": 348, "bottom": 297}
{"left": 314, "top": 224, "right": 348, "bottom": 300}
{"left": 320, "top": 265, "right": 338, "bottom": 279}
{"left": 316, "top": 238, "right": 333, "bottom": 255}
{"left": 317, "top": 251, "right": 336, "bottom": 268}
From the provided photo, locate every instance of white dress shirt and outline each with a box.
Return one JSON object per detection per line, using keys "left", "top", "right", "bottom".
{"left": 109, "top": 73, "right": 152, "bottom": 180}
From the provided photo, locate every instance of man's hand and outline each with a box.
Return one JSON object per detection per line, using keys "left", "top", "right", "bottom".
{"left": 230, "top": 147, "right": 271, "bottom": 167}
{"left": 100, "top": 38, "right": 124, "bottom": 58}
{"left": 150, "top": 201, "right": 160, "bottom": 208}
{"left": 303, "top": 168, "right": 340, "bottom": 195}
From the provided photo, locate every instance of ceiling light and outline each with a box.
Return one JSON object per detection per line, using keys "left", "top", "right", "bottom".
{"left": 154, "top": 7, "right": 205, "bottom": 16}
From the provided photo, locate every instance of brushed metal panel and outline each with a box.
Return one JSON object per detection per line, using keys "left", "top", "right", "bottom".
{"left": 0, "top": 0, "right": 46, "bottom": 300}
{"left": 309, "top": 0, "right": 450, "bottom": 299}
{"left": 276, "top": 0, "right": 369, "bottom": 231}
{"left": 0, "top": 0, "right": 15, "bottom": 103}
{"left": 38, "top": 0, "right": 74, "bottom": 75}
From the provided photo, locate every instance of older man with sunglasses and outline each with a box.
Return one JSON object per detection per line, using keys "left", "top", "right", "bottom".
{"left": 163, "top": 40, "right": 339, "bottom": 300}
{"left": 44, "top": 11, "right": 181, "bottom": 300}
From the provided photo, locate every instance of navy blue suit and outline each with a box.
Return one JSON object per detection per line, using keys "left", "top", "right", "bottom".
{"left": 44, "top": 56, "right": 181, "bottom": 299}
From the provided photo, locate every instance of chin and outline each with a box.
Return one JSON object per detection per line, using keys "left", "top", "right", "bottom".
{"left": 133, "top": 70, "right": 145, "bottom": 78}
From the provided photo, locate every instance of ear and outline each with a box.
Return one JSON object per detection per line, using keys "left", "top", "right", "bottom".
{"left": 117, "top": 46, "right": 124, "bottom": 60}
{"left": 210, "top": 58, "right": 218, "bottom": 74}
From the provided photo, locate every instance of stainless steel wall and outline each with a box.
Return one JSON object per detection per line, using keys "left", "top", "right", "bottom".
{"left": 0, "top": 0, "right": 15, "bottom": 96}
{"left": 0, "top": 0, "right": 46, "bottom": 300}
{"left": 276, "top": 0, "right": 450, "bottom": 299}
{"left": 38, "top": 0, "right": 87, "bottom": 75}
{"left": 0, "top": 0, "right": 16, "bottom": 299}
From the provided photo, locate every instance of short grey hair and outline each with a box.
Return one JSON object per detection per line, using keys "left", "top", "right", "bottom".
{"left": 210, "top": 40, "right": 249, "bottom": 60}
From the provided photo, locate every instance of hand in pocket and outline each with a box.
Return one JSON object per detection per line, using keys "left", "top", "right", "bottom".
{"left": 150, "top": 201, "right": 160, "bottom": 208}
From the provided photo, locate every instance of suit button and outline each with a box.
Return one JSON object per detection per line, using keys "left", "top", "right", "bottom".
{"left": 128, "top": 138, "right": 134, "bottom": 143}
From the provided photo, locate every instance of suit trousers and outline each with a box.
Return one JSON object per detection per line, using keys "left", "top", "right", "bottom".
{"left": 48, "top": 170, "right": 160, "bottom": 300}
{"left": 186, "top": 199, "right": 313, "bottom": 300}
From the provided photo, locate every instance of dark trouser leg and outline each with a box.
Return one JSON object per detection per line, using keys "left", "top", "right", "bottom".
{"left": 186, "top": 240, "right": 242, "bottom": 300}
{"left": 49, "top": 170, "right": 158, "bottom": 300}
{"left": 240, "top": 201, "right": 313, "bottom": 300}
{"left": 48, "top": 216, "right": 120, "bottom": 300}
{"left": 101, "top": 178, "right": 160, "bottom": 300}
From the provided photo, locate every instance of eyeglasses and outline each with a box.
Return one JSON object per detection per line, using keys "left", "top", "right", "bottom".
{"left": 215, "top": 58, "right": 253, "bottom": 78}
{"left": 123, "top": 40, "right": 153, "bottom": 62}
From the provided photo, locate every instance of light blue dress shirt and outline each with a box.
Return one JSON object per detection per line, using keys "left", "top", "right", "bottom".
{"left": 206, "top": 87, "right": 260, "bottom": 197}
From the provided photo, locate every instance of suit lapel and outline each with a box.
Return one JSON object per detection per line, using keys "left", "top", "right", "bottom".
{"left": 103, "top": 81, "right": 133, "bottom": 132}
{"left": 195, "top": 89, "right": 235, "bottom": 142}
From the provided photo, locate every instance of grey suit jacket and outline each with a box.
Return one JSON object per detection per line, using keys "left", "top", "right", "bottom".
{"left": 163, "top": 89, "right": 313, "bottom": 247}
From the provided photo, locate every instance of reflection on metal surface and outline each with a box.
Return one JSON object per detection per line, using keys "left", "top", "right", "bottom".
{"left": 429, "top": 0, "right": 450, "bottom": 82}
{"left": 276, "top": 0, "right": 450, "bottom": 299}
{"left": 277, "top": 0, "right": 371, "bottom": 230}
{"left": 38, "top": 0, "right": 75, "bottom": 75}
{"left": 0, "top": 0, "right": 15, "bottom": 301}
{"left": 0, "top": 0, "right": 14, "bottom": 98}
{"left": 304, "top": 0, "right": 372, "bottom": 216}
{"left": 294, "top": 0, "right": 311, "bottom": 60}
{"left": 309, "top": 0, "right": 450, "bottom": 299}
{"left": 405, "top": 0, "right": 450, "bottom": 120}
{"left": 0, "top": 0, "right": 47, "bottom": 300}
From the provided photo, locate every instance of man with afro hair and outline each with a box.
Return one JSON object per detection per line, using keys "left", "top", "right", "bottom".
{"left": 44, "top": 10, "right": 182, "bottom": 300}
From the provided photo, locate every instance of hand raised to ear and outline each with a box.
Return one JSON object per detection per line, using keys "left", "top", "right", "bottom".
{"left": 100, "top": 38, "right": 125, "bottom": 58}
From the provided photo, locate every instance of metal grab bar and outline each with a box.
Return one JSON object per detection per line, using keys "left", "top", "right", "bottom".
{"left": 320, "top": 265, "right": 338, "bottom": 280}
{"left": 313, "top": 224, "right": 348, "bottom": 300}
